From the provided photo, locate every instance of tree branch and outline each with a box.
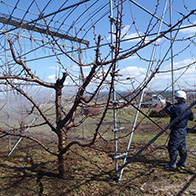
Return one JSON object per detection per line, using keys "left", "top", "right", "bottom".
{"left": 0, "top": 129, "right": 58, "bottom": 156}
{"left": 7, "top": 39, "right": 55, "bottom": 88}
{"left": 7, "top": 80, "right": 57, "bottom": 134}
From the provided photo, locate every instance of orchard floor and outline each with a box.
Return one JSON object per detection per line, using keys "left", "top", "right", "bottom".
{"left": 0, "top": 124, "right": 196, "bottom": 196}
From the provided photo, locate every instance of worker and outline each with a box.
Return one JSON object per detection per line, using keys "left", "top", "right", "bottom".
{"left": 165, "top": 90, "right": 194, "bottom": 168}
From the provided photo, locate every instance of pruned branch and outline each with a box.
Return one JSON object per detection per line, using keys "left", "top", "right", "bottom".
{"left": 7, "top": 38, "right": 55, "bottom": 88}
{"left": 7, "top": 80, "right": 57, "bottom": 134}
{"left": 0, "top": 128, "right": 58, "bottom": 156}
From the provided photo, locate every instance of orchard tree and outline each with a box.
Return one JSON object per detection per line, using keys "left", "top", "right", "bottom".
{"left": 0, "top": 0, "right": 195, "bottom": 178}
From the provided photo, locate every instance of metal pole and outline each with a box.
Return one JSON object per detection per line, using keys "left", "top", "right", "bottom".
{"left": 129, "top": 0, "right": 169, "bottom": 27}
{"left": 119, "top": 0, "right": 169, "bottom": 181}
{"left": 7, "top": 30, "right": 54, "bottom": 156}
{"left": 114, "top": 100, "right": 196, "bottom": 176}
{"left": 169, "top": 0, "right": 175, "bottom": 103}
{"left": 77, "top": 41, "right": 85, "bottom": 139}
{"left": 8, "top": 91, "right": 55, "bottom": 156}
{"left": 8, "top": 116, "right": 37, "bottom": 156}
{"left": 110, "top": 0, "right": 118, "bottom": 173}
{"left": 5, "top": 32, "right": 11, "bottom": 152}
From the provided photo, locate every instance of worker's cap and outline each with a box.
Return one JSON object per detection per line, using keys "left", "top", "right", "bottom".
{"left": 175, "top": 90, "right": 186, "bottom": 100}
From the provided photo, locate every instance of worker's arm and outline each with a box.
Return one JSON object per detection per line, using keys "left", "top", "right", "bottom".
{"left": 189, "top": 110, "right": 194, "bottom": 121}
{"left": 165, "top": 101, "right": 172, "bottom": 114}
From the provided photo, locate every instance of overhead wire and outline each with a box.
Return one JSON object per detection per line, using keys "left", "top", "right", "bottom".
{"left": 80, "top": 2, "right": 110, "bottom": 40}
{"left": 31, "top": 0, "right": 53, "bottom": 30}
{"left": 1, "top": 0, "right": 196, "bottom": 68}
{"left": 66, "top": 0, "right": 99, "bottom": 35}
{"left": 1, "top": 0, "right": 35, "bottom": 41}
{"left": 1, "top": 0, "right": 196, "bottom": 94}
{"left": 44, "top": 0, "right": 69, "bottom": 28}
{"left": 53, "top": 1, "right": 78, "bottom": 31}
{"left": 0, "top": 0, "right": 91, "bottom": 36}
{"left": 0, "top": 0, "right": 74, "bottom": 31}
{"left": 0, "top": 0, "right": 21, "bottom": 30}
{"left": 0, "top": 0, "right": 91, "bottom": 66}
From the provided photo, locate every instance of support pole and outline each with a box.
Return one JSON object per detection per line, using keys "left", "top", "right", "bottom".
{"left": 5, "top": 31, "right": 11, "bottom": 152}
{"left": 114, "top": 100, "right": 196, "bottom": 178}
{"left": 110, "top": 0, "right": 118, "bottom": 173}
{"left": 8, "top": 91, "right": 55, "bottom": 156}
{"left": 169, "top": 0, "right": 175, "bottom": 103}
{"left": 129, "top": 0, "right": 169, "bottom": 27}
{"left": 119, "top": 0, "right": 169, "bottom": 181}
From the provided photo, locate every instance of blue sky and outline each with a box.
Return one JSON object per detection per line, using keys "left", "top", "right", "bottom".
{"left": 0, "top": 0, "right": 196, "bottom": 93}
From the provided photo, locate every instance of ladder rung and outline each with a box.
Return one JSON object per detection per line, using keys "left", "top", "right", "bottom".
{"left": 113, "top": 153, "right": 127, "bottom": 160}
{"left": 112, "top": 127, "right": 125, "bottom": 132}
{"left": 110, "top": 100, "right": 125, "bottom": 104}
{"left": 110, "top": 100, "right": 119, "bottom": 104}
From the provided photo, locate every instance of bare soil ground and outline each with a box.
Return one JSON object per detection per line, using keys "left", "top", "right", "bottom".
{"left": 0, "top": 122, "right": 196, "bottom": 196}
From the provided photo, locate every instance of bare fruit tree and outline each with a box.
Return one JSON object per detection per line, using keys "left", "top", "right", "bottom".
{"left": 0, "top": 0, "right": 195, "bottom": 178}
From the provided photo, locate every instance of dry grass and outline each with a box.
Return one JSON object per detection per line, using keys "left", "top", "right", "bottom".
{"left": 0, "top": 122, "right": 196, "bottom": 196}
{"left": 0, "top": 107, "right": 196, "bottom": 195}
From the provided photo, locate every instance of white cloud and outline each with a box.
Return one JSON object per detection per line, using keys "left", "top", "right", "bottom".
{"left": 126, "top": 55, "right": 137, "bottom": 61}
{"left": 106, "top": 25, "right": 142, "bottom": 42}
{"left": 180, "top": 21, "right": 196, "bottom": 35}
{"left": 47, "top": 74, "right": 56, "bottom": 83}
{"left": 117, "top": 57, "right": 196, "bottom": 90}
{"left": 46, "top": 57, "right": 195, "bottom": 91}
{"left": 120, "top": 66, "right": 146, "bottom": 79}
{"left": 121, "top": 25, "right": 141, "bottom": 42}
{"left": 48, "top": 66, "right": 57, "bottom": 70}
{"left": 47, "top": 74, "right": 79, "bottom": 86}
{"left": 121, "top": 25, "right": 163, "bottom": 44}
{"left": 151, "top": 58, "right": 196, "bottom": 89}
{"left": 162, "top": 58, "right": 195, "bottom": 70}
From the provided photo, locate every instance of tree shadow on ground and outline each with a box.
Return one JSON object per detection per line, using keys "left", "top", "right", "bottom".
{"left": 0, "top": 160, "right": 58, "bottom": 196}
{"left": 176, "top": 174, "right": 196, "bottom": 196}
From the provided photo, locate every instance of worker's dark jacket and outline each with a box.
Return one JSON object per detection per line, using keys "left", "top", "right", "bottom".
{"left": 165, "top": 101, "right": 194, "bottom": 163}
{"left": 165, "top": 101, "right": 194, "bottom": 129}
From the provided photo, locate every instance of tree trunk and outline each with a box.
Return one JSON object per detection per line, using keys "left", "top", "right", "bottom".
{"left": 58, "top": 130, "right": 68, "bottom": 179}
{"left": 55, "top": 76, "right": 69, "bottom": 178}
